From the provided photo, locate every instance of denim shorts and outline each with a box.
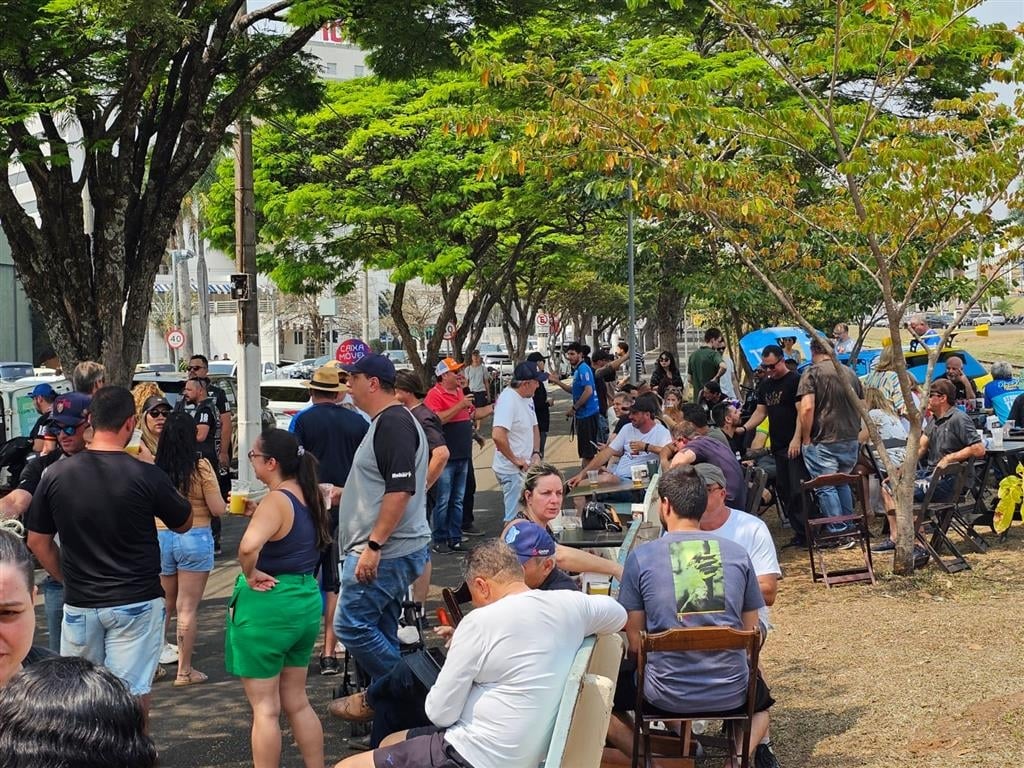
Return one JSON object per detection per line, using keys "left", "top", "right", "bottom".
{"left": 62, "top": 598, "right": 165, "bottom": 696}
{"left": 159, "top": 527, "right": 215, "bottom": 575}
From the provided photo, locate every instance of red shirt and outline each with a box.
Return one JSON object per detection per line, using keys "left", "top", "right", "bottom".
{"left": 424, "top": 384, "right": 473, "bottom": 422}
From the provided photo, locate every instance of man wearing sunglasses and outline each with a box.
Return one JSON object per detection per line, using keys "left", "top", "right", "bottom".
{"left": 738, "top": 344, "right": 809, "bottom": 547}
{"left": 0, "top": 392, "right": 92, "bottom": 651}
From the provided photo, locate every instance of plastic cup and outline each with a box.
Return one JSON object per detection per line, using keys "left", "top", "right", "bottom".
{"left": 991, "top": 430, "right": 1004, "bottom": 449}
{"left": 549, "top": 513, "right": 564, "bottom": 535}
{"left": 124, "top": 443, "right": 142, "bottom": 456}
{"left": 229, "top": 488, "right": 249, "bottom": 515}
{"left": 587, "top": 470, "right": 599, "bottom": 487}
{"left": 319, "top": 483, "right": 333, "bottom": 510}
{"left": 631, "top": 503, "right": 646, "bottom": 522}
{"left": 562, "top": 510, "right": 580, "bottom": 530}
{"left": 587, "top": 580, "right": 611, "bottom": 596}
{"left": 631, "top": 464, "right": 648, "bottom": 488}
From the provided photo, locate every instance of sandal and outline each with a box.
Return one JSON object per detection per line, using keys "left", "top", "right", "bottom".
{"left": 173, "top": 669, "right": 208, "bottom": 687}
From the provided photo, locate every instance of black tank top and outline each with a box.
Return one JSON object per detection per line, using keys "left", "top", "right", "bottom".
{"left": 256, "top": 489, "right": 320, "bottom": 575}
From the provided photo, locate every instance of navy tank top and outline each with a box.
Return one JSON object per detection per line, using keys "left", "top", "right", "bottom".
{"left": 256, "top": 489, "right": 321, "bottom": 576}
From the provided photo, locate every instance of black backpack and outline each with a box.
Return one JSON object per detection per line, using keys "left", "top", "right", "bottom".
{"left": 0, "top": 437, "right": 33, "bottom": 490}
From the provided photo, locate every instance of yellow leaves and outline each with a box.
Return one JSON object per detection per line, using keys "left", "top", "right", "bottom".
{"left": 995, "top": 463, "right": 1024, "bottom": 535}
{"left": 603, "top": 152, "right": 617, "bottom": 171}
{"left": 524, "top": 122, "right": 538, "bottom": 138}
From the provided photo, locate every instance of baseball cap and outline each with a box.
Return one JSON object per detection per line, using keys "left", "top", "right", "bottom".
{"left": 435, "top": 357, "right": 464, "bottom": 377}
{"left": 29, "top": 383, "right": 56, "bottom": 399}
{"left": 50, "top": 392, "right": 91, "bottom": 427}
{"left": 513, "top": 361, "right": 549, "bottom": 383}
{"left": 142, "top": 394, "right": 170, "bottom": 413}
{"left": 693, "top": 463, "right": 728, "bottom": 489}
{"left": 503, "top": 521, "right": 557, "bottom": 562}
{"left": 394, "top": 370, "right": 426, "bottom": 398}
{"left": 340, "top": 353, "right": 396, "bottom": 385}
{"left": 526, "top": 352, "right": 546, "bottom": 363}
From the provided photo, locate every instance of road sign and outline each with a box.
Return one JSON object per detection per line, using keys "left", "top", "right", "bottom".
{"left": 165, "top": 328, "right": 186, "bottom": 350}
{"left": 335, "top": 338, "right": 370, "bottom": 365}
{"left": 535, "top": 311, "right": 550, "bottom": 335}
{"left": 443, "top": 321, "right": 456, "bottom": 341}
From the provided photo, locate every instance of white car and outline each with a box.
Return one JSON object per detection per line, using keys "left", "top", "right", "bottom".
{"left": 260, "top": 380, "right": 312, "bottom": 430}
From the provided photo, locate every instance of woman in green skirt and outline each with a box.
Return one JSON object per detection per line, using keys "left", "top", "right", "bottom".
{"left": 226, "top": 428, "right": 332, "bottom": 768}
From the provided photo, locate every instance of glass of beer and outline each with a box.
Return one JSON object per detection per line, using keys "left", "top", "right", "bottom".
{"left": 229, "top": 483, "right": 250, "bottom": 515}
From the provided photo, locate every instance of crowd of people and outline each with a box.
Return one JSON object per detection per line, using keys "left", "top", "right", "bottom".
{"left": 2, "top": 325, "right": 1023, "bottom": 768}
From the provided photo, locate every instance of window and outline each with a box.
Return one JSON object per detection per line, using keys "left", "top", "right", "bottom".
{"left": 353, "top": 65, "right": 365, "bottom": 77}
{"left": 293, "top": 330, "right": 304, "bottom": 346}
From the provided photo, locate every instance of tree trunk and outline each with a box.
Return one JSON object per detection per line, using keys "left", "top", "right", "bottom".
{"left": 655, "top": 276, "right": 681, "bottom": 353}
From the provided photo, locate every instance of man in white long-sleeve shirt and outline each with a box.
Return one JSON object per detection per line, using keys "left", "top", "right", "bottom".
{"left": 334, "top": 539, "right": 626, "bottom": 768}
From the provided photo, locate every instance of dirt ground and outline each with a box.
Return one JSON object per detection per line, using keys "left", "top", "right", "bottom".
{"left": 760, "top": 510, "right": 1024, "bottom": 767}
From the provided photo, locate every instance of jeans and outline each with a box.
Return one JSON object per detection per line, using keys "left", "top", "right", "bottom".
{"left": 802, "top": 440, "right": 861, "bottom": 533}
{"left": 495, "top": 471, "right": 524, "bottom": 522}
{"left": 335, "top": 545, "right": 429, "bottom": 681}
{"left": 62, "top": 598, "right": 166, "bottom": 696}
{"left": 462, "top": 464, "right": 476, "bottom": 529}
{"left": 41, "top": 577, "right": 64, "bottom": 653}
{"left": 365, "top": 656, "right": 431, "bottom": 747}
{"left": 432, "top": 459, "right": 469, "bottom": 545}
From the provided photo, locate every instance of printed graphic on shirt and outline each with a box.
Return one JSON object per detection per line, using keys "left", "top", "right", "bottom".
{"left": 670, "top": 539, "right": 725, "bottom": 616}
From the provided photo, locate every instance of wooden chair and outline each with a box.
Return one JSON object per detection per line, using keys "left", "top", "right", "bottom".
{"left": 632, "top": 627, "right": 761, "bottom": 768}
{"left": 544, "top": 633, "right": 624, "bottom": 768}
{"left": 743, "top": 466, "right": 768, "bottom": 518}
{"left": 441, "top": 581, "right": 472, "bottom": 627}
{"left": 913, "top": 462, "right": 971, "bottom": 573}
{"left": 800, "top": 472, "right": 875, "bottom": 587}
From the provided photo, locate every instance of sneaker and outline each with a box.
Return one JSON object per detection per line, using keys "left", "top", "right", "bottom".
{"left": 871, "top": 537, "right": 896, "bottom": 553}
{"left": 782, "top": 537, "right": 807, "bottom": 549}
{"left": 461, "top": 525, "right": 485, "bottom": 537}
{"left": 431, "top": 543, "right": 448, "bottom": 555}
{"left": 448, "top": 542, "right": 465, "bottom": 553}
{"left": 755, "top": 742, "right": 781, "bottom": 768}
{"left": 319, "top": 656, "right": 340, "bottom": 676}
{"left": 397, "top": 625, "right": 421, "bottom": 645}
{"left": 160, "top": 643, "right": 179, "bottom": 665}
{"left": 913, "top": 545, "right": 930, "bottom": 567}
{"left": 213, "top": 546, "right": 223, "bottom": 556}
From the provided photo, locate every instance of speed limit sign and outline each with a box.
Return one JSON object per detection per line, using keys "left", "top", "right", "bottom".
{"left": 165, "top": 328, "right": 186, "bottom": 350}
{"left": 443, "top": 321, "right": 457, "bottom": 341}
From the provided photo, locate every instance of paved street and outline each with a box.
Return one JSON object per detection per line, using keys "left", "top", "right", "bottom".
{"left": 32, "top": 387, "right": 583, "bottom": 768}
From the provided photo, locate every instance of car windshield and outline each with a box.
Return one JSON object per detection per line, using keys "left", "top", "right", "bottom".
{"left": 387, "top": 350, "right": 408, "bottom": 362}
{"left": 261, "top": 385, "right": 310, "bottom": 403}
{"left": 0, "top": 364, "right": 34, "bottom": 382}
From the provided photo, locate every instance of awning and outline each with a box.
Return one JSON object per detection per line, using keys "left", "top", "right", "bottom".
{"left": 153, "top": 281, "right": 263, "bottom": 294}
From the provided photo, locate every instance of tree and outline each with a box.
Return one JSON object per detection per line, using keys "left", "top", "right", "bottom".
{"left": 477, "top": 0, "right": 1024, "bottom": 572}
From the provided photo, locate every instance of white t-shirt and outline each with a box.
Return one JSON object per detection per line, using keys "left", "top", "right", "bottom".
{"left": 710, "top": 508, "right": 781, "bottom": 629}
{"left": 425, "top": 590, "right": 626, "bottom": 768}
{"left": 491, "top": 387, "right": 538, "bottom": 476}
{"left": 609, "top": 421, "right": 671, "bottom": 480}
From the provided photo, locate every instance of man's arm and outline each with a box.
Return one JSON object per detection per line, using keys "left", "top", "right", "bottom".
{"left": 741, "top": 609, "right": 759, "bottom": 632}
{"left": 669, "top": 448, "right": 697, "bottom": 468}
{"left": 571, "top": 384, "right": 594, "bottom": 412}
{"left": 624, "top": 610, "right": 647, "bottom": 659}
{"left": 0, "top": 490, "right": 31, "bottom": 520}
{"left": 492, "top": 426, "right": 527, "bottom": 470}
{"left": 740, "top": 404, "right": 768, "bottom": 432}
{"left": 798, "top": 392, "right": 815, "bottom": 446}
{"left": 426, "top": 446, "right": 450, "bottom": 490}
{"left": 27, "top": 532, "right": 62, "bottom": 583}
{"left": 424, "top": 623, "right": 484, "bottom": 726}
{"left": 757, "top": 575, "right": 779, "bottom": 607}
{"left": 219, "top": 411, "right": 232, "bottom": 467}
{"left": 432, "top": 395, "right": 474, "bottom": 424}
{"left": 936, "top": 439, "right": 986, "bottom": 468}
{"left": 962, "top": 376, "right": 977, "bottom": 400}
{"left": 568, "top": 444, "right": 620, "bottom": 486}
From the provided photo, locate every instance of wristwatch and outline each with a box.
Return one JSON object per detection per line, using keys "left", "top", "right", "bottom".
{"left": 367, "top": 539, "right": 383, "bottom": 552}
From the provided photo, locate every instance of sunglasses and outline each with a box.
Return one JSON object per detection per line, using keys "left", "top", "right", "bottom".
{"left": 148, "top": 408, "right": 171, "bottom": 418}
{"left": 52, "top": 423, "right": 83, "bottom": 436}
{"left": 186, "top": 365, "right": 204, "bottom": 371}
{"left": 760, "top": 362, "right": 779, "bottom": 370}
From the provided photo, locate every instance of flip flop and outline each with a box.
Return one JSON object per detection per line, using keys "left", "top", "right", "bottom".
{"left": 173, "top": 669, "right": 208, "bottom": 687}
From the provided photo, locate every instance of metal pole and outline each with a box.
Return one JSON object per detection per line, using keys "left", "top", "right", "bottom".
{"left": 235, "top": 114, "right": 261, "bottom": 483}
{"left": 195, "top": 236, "right": 211, "bottom": 356}
{"left": 171, "top": 254, "right": 180, "bottom": 368}
{"left": 627, "top": 177, "right": 637, "bottom": 385}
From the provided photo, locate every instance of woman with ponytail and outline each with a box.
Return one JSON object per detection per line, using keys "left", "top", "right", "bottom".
{"left": 226, "top": 428, "right": 329, "bottom": 768}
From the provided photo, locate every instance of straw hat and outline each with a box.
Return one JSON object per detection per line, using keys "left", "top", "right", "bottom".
{"left": 306, "top": 364, "right": 348, "bottom": 392}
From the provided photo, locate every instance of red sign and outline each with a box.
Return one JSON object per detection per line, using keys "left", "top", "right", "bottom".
{"left": 165, "top": 328, "right": 186, "bottom": 350}
{"left": 335, "top": 338, "right": 370, "bottom": 365}
{"left": 443, "top": 322, "right": 457, "bottom": 341}
{"left": 319, "top": 22, "right": 350, "bottom": 45}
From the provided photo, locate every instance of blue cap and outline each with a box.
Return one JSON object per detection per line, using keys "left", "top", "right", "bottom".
{"left": 513, "top": 361, "right": 548, "bottom": 383}
{"left": 503, "top": 521, "right": 557, "bottom": 562}
{"left": 29, "top": 383, "right": 56, "bottom": 399}
{"left": 340, "top": 353, "right": 396, "bottom": 385}
{"left": 50, "top": 392, "right": 91, "bottom": 427}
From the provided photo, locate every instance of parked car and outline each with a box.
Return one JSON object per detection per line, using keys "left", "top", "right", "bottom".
{"left": 260, "top": 380, "right": 313, "bottom": 430}
{"left": 924, "top": 313, "right": 954, "bottom": 329}
{"left": 0, "top": 362, "right": 35, "bottom": 383}
{"left": 383, "top": 349, "right": 414, "bottom": 371}
{"left": 478, "top": 343, "right": 514, "bottom": 375}
{"left": 0, "top": 376, "right": 71, "bottom": 444}
{"left": 279, "top": 358, "right": 317, "bottom": 379}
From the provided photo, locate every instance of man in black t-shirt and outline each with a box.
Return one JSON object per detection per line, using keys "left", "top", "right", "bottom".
{"left": 738, "top": 344, "right": 809, "bottom": 546}
{"left": 187, "top": 355, "right": 231, "bottom": 471}
{"left": 26, "top": 386, "right": 191, "bottom": 711}
{"left": 526, "top": 352, "right": 553, "bottom": 457}
{"left": 27, "top": 382, "right": 57, "bottom": 453}
{"left": 182, "top": 377, "right": 220, "bottom": 472}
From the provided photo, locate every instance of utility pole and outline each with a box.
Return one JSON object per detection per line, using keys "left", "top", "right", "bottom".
{"left": 627, "top": 171, "right": 637, "bottom": 385}
{"left": 235, "top": 113, "right": 260, "bottom": 483}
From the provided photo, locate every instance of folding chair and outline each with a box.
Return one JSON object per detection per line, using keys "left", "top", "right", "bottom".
{"left": 800, "top": 472, "right": 875, "bottom": 587}
{"left": 743, "top": 466, "right": 768, "bottom": 518}
{"left": 914, "top": 462, "right": 971, "bottom": 573}
{"left": 632, "top": 627, "right": 761, "bottom": 768}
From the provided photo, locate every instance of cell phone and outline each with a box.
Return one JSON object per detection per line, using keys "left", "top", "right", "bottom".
{"left": 590, "top": 440, "right": 602, "bottom": 449}
{"left": 436, "top": 608, "right": 451, "bottom": 627}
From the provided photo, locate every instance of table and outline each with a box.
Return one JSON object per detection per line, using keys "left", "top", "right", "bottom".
{"left": 566, "top": 476, "right": 649, "bottom": 499}
{"left": 970, "top": 439, "right": 1024, "bottom": 544}
{"left": 557, "top": 526, "right": 630, "bottom": 549}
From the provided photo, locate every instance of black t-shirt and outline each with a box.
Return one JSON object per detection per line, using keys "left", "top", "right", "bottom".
{"left": 532, "top": 385, "right": 551, "bottom": 433}
{"left": 190, "top": 398, "right": 220, "bottom": 466}
{"left": 755, "top": 371, "right": 801, "bottom": 449}
{"left": 208, "top": 383, "right": 230, "bottom": 415}
{"left": 411, "top": 404, "right": 447, "bottom": 454}
{"left": 293, "top": 402, "right": 369, "bottom": 487}
{"left": 373, "top": 405, "right": 421, "bottom": 495}
{"left": 594, "top": 366, "right": 615, "bottom": 415}
{"left": 16, "top": 448, "right": 63, "bottom": 494}
{"left": 26, "top": 450, "right": 191, "bottom": 608}
{"left": 29, "top": 413, "right": 50, "bottom": 443}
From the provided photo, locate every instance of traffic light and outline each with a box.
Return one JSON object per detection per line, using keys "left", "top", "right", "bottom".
{"left": 230, "top": 273, "right": 253, "bottom": 301}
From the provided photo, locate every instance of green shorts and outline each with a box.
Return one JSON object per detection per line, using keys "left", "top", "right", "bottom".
{"left": 224, "top": 573, "right": 322, "bottom": 679}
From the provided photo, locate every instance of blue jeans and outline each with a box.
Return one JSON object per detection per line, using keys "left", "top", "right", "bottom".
{"left": 335, "top": 545, "right": 429, "bottom": 681}
{"left": 365, "top": 656, "right": 431, "bottom": 747}
{"left": 802, "top": 440, "right": 861, "bottom": 533}
{"left": 62, "top": 598, "right": 166, "bottom": 696}
{"left": 41, "top": 577, "right": 64, "bottom": 653}
{"left": 432, "top": 459, "right": 469, "bottom": 546}
{"left": 495, "top": 471, "right": 524, "bottom": 522}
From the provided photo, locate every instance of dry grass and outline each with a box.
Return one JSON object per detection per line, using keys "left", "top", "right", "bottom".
{"left": 760, "top": 512, "right": 1024, "bottom": 767}
{"left": 860, "top": 327, "right": 1024, "bottom": 367}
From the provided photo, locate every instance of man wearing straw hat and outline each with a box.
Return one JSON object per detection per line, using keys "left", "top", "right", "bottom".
{"left": 293, "top": 364, "right": 369, "bottom": 676}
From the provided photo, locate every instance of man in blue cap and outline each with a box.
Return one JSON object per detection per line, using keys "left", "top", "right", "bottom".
{"left": 503, "top": 520, "right": 578, "bottom": 591}
{"left": 27, "top": 382, "right": 57, "bottom": 453}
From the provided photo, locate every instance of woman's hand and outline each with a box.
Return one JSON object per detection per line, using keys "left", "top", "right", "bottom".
{"left": 246, "top": 569, "right": 278, "bottom": 592}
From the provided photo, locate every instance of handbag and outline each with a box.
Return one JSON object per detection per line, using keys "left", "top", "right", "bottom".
{"left": 582, "top": 501, "right": 623, "bottom": 532}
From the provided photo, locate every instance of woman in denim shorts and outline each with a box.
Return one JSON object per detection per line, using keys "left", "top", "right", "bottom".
{"left": 153, "top": 411, "right": 225, "bottom": 686}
